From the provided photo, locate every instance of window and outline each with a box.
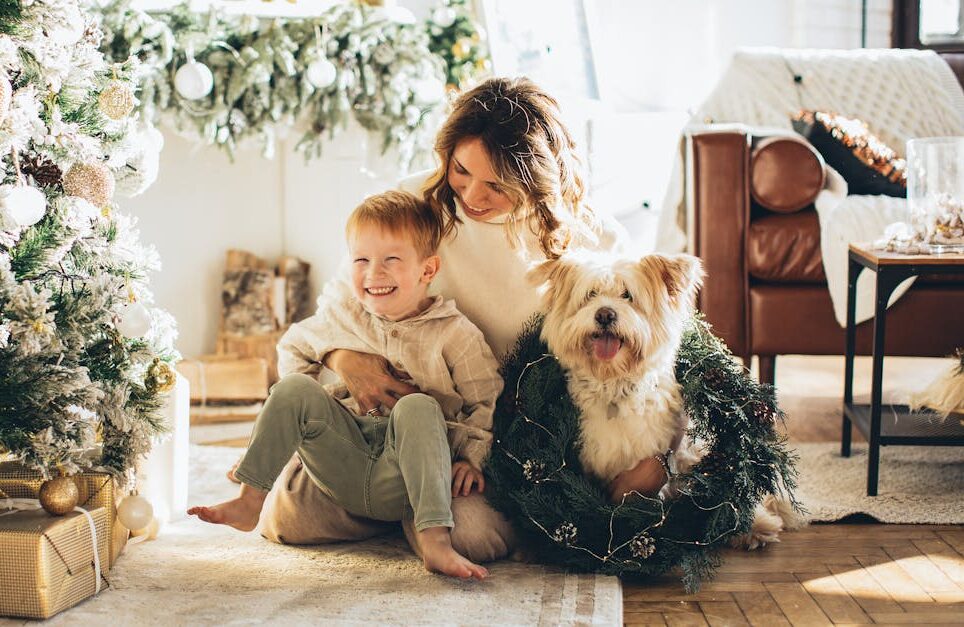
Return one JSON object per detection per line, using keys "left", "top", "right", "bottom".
{"left": 893, "top": 0, "right": 964, "bottom": 50}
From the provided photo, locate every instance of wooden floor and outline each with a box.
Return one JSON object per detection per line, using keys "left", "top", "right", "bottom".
{"left": 193, "top": 355, "right": 963, "bottom": 626}
{"left": 623, "top": 355, "right": 963, "bottom": 626}
{"left": 623, "top": 525, "right": 964, "bottom": 626}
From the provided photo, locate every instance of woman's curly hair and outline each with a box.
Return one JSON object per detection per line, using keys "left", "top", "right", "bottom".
{"left": 422, "top": 77, "right": 597, "bottom": 259}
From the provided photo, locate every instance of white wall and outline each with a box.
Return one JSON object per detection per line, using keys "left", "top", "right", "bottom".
{"left": 593, "top": 0, "right": 892, "bottom": 112}
{"left": 129, "top": 0, "right": 896, "bottom": 358}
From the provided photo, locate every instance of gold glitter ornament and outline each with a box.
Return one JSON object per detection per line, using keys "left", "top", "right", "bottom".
{"left": 97, "top": 81, "right": 135, "bottom": 120}
{"left": 146, "top": 359, "right": 176, "bottom": 393}
{"left": 63, "top": 161, "right": 115, "bottom": 208}
{"left": 0, "top": 75, "right": 11, "bottom": 126}
{"left": 38, "top": 475, "right": 79, "bottom": 516}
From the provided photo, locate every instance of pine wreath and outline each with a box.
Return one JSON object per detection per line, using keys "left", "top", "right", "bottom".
{"left": 484, "top": 315, "right": 800, "bottom": 592}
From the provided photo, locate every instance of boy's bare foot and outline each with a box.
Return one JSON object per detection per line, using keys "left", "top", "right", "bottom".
{"left": 417, "top": 526, "right": 488, "bottom": 580}
{"left": 187, "top": 484, "right": 267, "bottom": 532}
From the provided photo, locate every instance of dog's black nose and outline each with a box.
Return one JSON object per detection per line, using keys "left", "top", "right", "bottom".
{"left": 595, "top": 307, "right": 617, "bottom": 327}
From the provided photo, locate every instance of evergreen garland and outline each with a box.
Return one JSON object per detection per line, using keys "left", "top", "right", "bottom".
{"left": 485, "top": 315, "right": 800, "bottom": 592}
{"left": 95, "top": 0, "right": 490, "bottom": 164}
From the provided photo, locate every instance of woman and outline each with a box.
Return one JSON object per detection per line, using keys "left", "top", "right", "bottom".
{"left": 259, "top": 77, "right": 673, "bottom": 560}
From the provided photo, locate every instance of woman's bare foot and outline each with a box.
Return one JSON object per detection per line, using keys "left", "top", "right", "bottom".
{"left": 187, "top": 484, "right": 267, "bottom": 532}
{"left": 417, "top": 526, "right": 488, "bottom": 580}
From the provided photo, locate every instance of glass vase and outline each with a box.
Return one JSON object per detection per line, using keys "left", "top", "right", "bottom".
{"left": 906, "top": 136, "right": 964, "bottom": 254}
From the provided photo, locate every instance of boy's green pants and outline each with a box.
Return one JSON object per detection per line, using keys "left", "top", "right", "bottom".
{"left": 234, "top": 373, "right": 455, "bottom": 531}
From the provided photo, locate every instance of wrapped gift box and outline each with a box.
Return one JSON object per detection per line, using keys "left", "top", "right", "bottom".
{"left": 0, "top": 506, "right": 109, "bottom": 619}
{"left": 0, "top": 464, "right": 127, "bottom": 566}
{"left": 177, "top": 355, "right": 270, "bottom": 405}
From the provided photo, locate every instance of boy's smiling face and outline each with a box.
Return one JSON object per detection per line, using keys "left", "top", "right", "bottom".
{"left": 349, "top": 224, "right": 440, "bottom": 322}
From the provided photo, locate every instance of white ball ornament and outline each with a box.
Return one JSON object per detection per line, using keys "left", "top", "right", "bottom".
{"left": 0, "top": 185, "right": 47, "bottom": 227}
{"left": 174, "top": 61, "right": 214, "bottom": 100}
{"left": 306, "top": 57, "right": 337, "bottom": 90}
{"left": 412, "top": 77, "right": 444, "bottom": 105}
{"left": 118, "top": 494, "right": 154, "bottom": 532}
{"left": 432, "top": 7, "right": 457, "bottom": 28}
{"left": 117, "top": 301, "right": 152, "bottom": 338}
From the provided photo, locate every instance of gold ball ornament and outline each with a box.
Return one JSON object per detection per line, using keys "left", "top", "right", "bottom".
{"left": 39, "top": 475, "right": 79, "bottom": 516}
{"left": 451, "top": 39, "right": 471, "bottom": 60}
{"left": 97, "top": 81, "right": 135, "bottom": 120}
{"left": 146, "top": 359, "right": 176, "bottom": 393}
{"left": 118, "top": 494, "right": 154, "bottom": 532}
{"left": 0, "top": 75, "right": 11, "bottom": 126}
{"left": 63, "top": 161, "right": 115, "bottom": 208}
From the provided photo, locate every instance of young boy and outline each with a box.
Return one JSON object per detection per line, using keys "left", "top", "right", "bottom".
{"left": 188, "top": 191, "right": 503, "bottom": 580}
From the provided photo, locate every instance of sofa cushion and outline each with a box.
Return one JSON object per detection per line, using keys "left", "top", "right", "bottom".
{"left": 747, "top": 210, "right": 825, "bottom": 283}
{"left": 792, "top": 111, "right": 907, "bottom": 197}
{"left": 750, "top": 135, "right": 825, "bottom": 213}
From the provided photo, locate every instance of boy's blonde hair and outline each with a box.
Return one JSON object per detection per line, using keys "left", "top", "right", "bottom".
{"left": 346, "top": 190, "right": 442, "bottom": 258}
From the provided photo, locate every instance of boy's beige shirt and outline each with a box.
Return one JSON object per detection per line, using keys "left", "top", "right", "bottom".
{"left": 277, "top": 281, "right": 503, "bottom": 469}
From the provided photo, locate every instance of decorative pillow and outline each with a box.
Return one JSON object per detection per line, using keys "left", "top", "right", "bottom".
{"left": 792, "top": 111, "right": 906, "bottom": 197}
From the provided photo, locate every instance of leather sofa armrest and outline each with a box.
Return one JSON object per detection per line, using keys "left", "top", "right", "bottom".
{"left": 688, "top": 129, "right": 751, "bottom": 357}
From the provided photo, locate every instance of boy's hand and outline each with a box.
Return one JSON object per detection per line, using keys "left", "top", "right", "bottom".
{"left": 452, "top": 461, "right": 485, "bottom": 496}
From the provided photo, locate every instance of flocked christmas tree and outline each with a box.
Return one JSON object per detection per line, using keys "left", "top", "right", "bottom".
{"left": 0, "top": 0, "right": 176, "bottom": 483}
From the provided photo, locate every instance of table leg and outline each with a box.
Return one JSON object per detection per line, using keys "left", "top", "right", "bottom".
{"left": 842, "top": 256, "right": 862, "bottom": 458}
{"left": 866, "top": 269, "right": 908, "bottom": 496}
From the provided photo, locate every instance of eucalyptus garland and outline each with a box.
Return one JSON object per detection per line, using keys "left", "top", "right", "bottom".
{"left": 484, "top": 316, "right": 800, "bottom": 592}
{"left": 95, "top": 0, "right": 488, "bottom": 164}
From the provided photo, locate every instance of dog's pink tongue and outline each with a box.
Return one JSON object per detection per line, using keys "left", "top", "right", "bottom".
{"left": 592, "top": 335, "right": 622, "bottom": 360}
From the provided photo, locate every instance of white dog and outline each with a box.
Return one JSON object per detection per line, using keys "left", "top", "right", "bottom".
{"left": 531, "top": 250, "right": 801, "bottom": 547}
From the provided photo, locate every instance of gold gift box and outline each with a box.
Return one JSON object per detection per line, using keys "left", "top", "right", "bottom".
{"left": 0, "top": 506, "right": 110, "bottom": 619}
{"left": 0, "top": 463, "right": 128, "bottom": 566}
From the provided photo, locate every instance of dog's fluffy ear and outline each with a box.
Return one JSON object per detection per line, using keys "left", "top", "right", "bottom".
{"left": 639, "top": 254, "right": 704, "bottom": 307}
{"left": 527, "top": 258, "right": 560, "bottom": 288}
{"left": 527, "top": 257, "right": 578, "bottom": 308}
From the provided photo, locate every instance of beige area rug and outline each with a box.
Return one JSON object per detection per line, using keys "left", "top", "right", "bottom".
{"left": 3, "top": 446, "right": 620, "bottom": 626}
{"left": 794, "top": 441, "right": 964, "bottom": 524}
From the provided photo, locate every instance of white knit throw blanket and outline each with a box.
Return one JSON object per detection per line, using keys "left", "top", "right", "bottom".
{"left": 657, "top": 47, "right": 964, "bottom": 326}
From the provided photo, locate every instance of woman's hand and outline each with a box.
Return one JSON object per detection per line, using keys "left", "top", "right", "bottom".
{"left": 325, "top": 349, "right": 419, "bottom": 414}
{"left": 451, "top": 461, "right": 485, "bottom": 496}
{"left": 607, "top": 456, "right": 667, "bottom": 503}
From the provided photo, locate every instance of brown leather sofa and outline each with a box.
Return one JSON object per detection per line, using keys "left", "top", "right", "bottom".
{"left": 689, "top": 52, "right": 964, "bottom": 385}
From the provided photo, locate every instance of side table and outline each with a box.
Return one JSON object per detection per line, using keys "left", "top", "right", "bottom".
{"left": 842, "top": 244, "right": 964, "bottom": 496}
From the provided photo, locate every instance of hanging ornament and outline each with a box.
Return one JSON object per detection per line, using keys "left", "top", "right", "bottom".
{"left": 431, "top": 6, "right": 458, "bottom": 28}
{"left": 0, "top": 184, "right": 47, "bottom": 227}
{"left": 117, "top": 493, "right": 154, "bottom": 531}
{"left": 146, "top": 358, "right": 177, "bottom": 393}
{"left": 412, "top": 77, "right": 444, "bottom": 105}
{"left": 306, "top": 57, "right": 337, "bottom": 90}
{"left": 97, "top": 80, "right": 136, "bottom": 120}
{"left": 0, "top": 75, "right": 11, "bottom": 126}
{"left": 117, "top": 301, "right": 152, "bottom": 338}
{"left": 174, "top": 60, "right": 214, "bottom": 100}
{"left": 451, "top": 38, "right": 472, "bottom": 60}
{"left": 21, "top": 154, "right": 62, "bottom": 188}
{"left": 38, "top": 475, "right": 79, "bottom": 516}
{"left": 63, "top": 161, "right": 115, "bottom": 208}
